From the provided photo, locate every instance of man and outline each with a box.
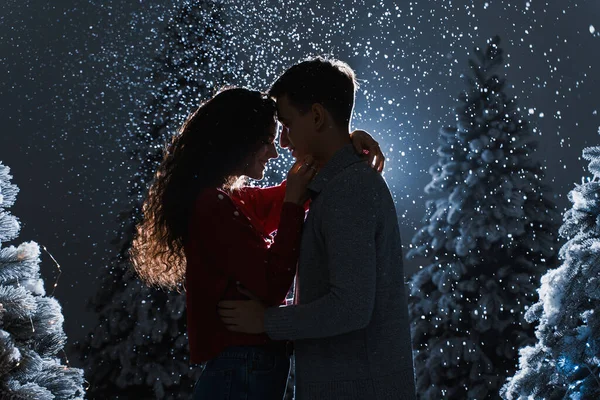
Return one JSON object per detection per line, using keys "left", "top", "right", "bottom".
{"left": 218, "top": 57, "right": 416, "bottom": 399}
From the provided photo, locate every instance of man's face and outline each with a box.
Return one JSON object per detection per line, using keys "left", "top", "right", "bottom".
{"left": 276, "top": 95, "right": 315, "bottom": 160}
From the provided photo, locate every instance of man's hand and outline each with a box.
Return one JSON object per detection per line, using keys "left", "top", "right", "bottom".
{"left": 217, "top": 285, "right": 267, "bottom": 334}
{"left": 350, "top": 129, "right": 385, "bottom": 173}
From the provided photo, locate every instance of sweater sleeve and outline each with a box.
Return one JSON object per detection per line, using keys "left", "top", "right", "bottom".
{"left": 263, "top": 177, "right": 380, "bottom": 340}
{"left": 234, "top": 181, "right": 311, "bottom": 235}
{"left": 234, "top": 182, "right": 287, "bottom": 235}
{"left": 193, "top": 189, "right": 305, "bottom": 306}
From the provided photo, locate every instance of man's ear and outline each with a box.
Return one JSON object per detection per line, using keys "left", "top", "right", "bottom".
{"left": 311, "top": 103, "right": 326, "bottom": 130}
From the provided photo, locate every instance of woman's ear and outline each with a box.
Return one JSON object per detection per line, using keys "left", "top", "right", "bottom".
{"left": 312, "top": 103, "right": 326, "bottom": 130}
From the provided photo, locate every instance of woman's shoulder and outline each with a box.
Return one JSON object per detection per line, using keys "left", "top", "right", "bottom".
{"left": 194, "top": 187, "right": 234, "bottom": 213}
{"left": 198, "top": 186, "right": 229, "bottom": 199}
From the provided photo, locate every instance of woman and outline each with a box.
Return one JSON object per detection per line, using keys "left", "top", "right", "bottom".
{"left": 130, "top": 87, "right": 383, "bottom": 400}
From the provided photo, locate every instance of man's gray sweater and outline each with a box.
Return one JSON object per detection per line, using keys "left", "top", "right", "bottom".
{"left": 264, "top": 144, "right": 417, "bottom": 400}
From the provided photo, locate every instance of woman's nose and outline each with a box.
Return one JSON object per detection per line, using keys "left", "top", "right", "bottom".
{"left": 268, "top": 144, "right": 279, "bottom": 159}
{"left": 279, "top": 128, "right": 290, "bottom": 148}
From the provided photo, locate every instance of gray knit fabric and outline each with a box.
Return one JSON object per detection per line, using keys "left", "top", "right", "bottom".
{"left": 264, "top": 144, "right": 417, "bottom": 400}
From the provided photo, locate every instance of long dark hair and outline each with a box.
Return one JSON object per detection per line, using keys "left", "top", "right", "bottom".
{"left": 130, "top": 87, "right": 277, "bottom": 290}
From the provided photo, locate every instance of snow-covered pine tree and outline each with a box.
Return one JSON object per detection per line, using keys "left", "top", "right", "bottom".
{"left": 78, "top": 2, "right": 231, "bottom": 399}
{"left": 501, "top": 145, "right": 600, "bottom": 399}
{"left": 0, "top": 162, "right": 84, "bottom": 399}
{"left": 407, "top": 36, "right": 560, "bottom": 399}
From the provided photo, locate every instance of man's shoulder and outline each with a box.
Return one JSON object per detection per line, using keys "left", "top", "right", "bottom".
{"left": 331, "top": 161, "right": 388, "bottom": 193}
{"left": 318, "top": 162, "right": 390, "bottom": 210}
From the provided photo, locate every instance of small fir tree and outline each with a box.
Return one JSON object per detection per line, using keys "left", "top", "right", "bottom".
{"left": 0, "top": 162, "right": 84, "bottom": 399}
{"left": 501, "top": 145, "right": 600, "bottom": 400}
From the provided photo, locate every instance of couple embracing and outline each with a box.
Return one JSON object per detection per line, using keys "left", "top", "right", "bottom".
{"left": 132, "top": 56, "right": 417, "bottom": 400}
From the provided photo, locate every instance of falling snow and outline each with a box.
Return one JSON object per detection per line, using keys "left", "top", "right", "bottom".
{"left": 0, "top": 0, "right": 598, "bottom": 397}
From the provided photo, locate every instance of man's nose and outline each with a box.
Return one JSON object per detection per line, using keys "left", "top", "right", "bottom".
{"left": 279, "top": 127, "right": 290, "bottom": 148}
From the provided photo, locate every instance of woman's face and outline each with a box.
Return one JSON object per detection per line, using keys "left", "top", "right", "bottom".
{"left": 244, "top": 121, "right": 279, "bottom": 180}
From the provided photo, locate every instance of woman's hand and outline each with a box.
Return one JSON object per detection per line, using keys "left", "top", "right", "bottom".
{"left": 350, "top": 129, "right": 385, "bottom": 173}
{"left": 284, "top": 155, "right": 318, "bottom": 205}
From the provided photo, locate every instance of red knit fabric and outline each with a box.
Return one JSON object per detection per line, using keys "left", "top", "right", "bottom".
{"left": 184, "top": 182, "right": 305, "bottom": 364}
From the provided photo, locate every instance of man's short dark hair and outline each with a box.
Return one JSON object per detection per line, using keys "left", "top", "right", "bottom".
{"left": 268, "top": 56, "right": 357, "bottom": 128}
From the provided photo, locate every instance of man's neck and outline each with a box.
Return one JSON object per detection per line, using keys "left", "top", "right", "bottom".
{"left": 314, "top": 128, "right": 351, "bottom": 166}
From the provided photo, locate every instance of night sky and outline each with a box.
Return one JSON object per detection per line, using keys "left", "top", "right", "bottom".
{"left": 1, "top": 0, "right": 598, "bottom": 359}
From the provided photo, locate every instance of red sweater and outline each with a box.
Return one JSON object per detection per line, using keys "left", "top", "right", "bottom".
{"left": 184, "top": 181, "right": 305, "bottom": 364}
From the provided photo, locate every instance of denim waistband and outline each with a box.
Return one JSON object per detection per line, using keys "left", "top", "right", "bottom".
{"left": 217, "top": 343, "right": 289, "bottom": 360}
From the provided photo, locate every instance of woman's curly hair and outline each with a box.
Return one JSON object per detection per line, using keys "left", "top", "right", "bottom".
{"left": 130, "top": 87, "right": 277, "bottom": 290}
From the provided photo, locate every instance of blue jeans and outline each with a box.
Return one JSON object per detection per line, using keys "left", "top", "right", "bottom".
{"left": 192, "top": 345, "right": 291, "bottom": 400}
